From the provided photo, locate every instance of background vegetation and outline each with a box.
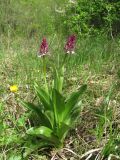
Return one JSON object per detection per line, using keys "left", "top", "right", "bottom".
{"left": 0, "top": 0, "right": 120, "bottom": 37}
{"left": 65, "top": 0, "right": 120, "bottom": 36}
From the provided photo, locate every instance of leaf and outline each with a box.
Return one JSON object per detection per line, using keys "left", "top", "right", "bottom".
{"left": 58, "top": 122, "right": 70, "bottom": 141}
{"left": 52, "top": 89, "right": 65, "bottom": 124}
{"left": 26, "top": 126, "right": 61, "bottom": 146}
{"left": 59, "top": 76, "right": 64, "bottom": 93}
{"left": 21, "top": 101, "right": 52, "bottom": 128}
{"left": 44, "top": 110, "right": 54, "bottom": 128}
{"left": 70, "top": 101, "right": 83, "bottom": 124}
{"left": 53, "top": 66, "right": 64, "bottom": 93}
{"left": 34, "top": 83, "right": 51, "bottom": 110}
{"left": 63, "top": 85, "right": 87, "bottom": 122}
{"left": 71, "top": 100, "right": 83, "bottom": 116}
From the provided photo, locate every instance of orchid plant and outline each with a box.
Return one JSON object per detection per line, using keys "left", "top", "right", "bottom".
{"left": 21, "top": 35, "right": 87, "bottom": 157}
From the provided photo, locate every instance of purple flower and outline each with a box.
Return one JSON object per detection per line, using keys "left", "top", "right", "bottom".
{"left": 38, "top": 38, "right": 49, "bottom": 57}
{"left": 64, "top": 35, "right": 76, "bottom": 54}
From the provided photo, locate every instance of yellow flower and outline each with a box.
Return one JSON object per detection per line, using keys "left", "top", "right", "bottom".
{"left": 10, "top": 85, "right": 18, "bottom": 92}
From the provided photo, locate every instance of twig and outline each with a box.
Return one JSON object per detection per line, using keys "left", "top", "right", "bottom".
{"left": 95, "top": 149, "right": 102, "bottom": 160}
{"left": 63, "top": 148, "right": 81, "bottom": 158}
{"left": 85, "top": 153, "right": 92, "bottom": 160}
{"left": 80, "top": 148, "right": 102, "bottom": 159}
{"left": 63, "top": 147, "right": 102, "bottom": 159}
{"left": 51, "top": 152, "right": 57, "bottom": 160}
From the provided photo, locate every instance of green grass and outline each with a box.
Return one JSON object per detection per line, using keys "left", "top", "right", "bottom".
{"left": 0, "top": 0, "right": 56, "bottom": 37}
{"left": 0, "top": 34, "right": 120, "bottom": 159}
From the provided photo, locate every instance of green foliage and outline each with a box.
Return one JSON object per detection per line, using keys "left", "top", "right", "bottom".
{"left": 93, "top": 86, "right": 120, "bottom": 158}
{"left": 0, "top": 0, "right": 120, "bottom": 37}
{"left": 0, "top": 0, "right": 55, "bottom": 36}
{"left": 21, "top": 60, "right": 87, "bottom": 156}
{"left": 64, "top": 0, "right": 120, "bottom": 36}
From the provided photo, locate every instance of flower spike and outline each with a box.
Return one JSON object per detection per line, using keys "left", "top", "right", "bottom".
{"left": 38, "top": 38, "right": 49, "bottom": 57}
{"left": 64, "top": 35, "right": 76, "bottom": 54}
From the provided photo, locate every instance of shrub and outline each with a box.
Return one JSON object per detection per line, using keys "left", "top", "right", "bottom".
{"left": 64, "top": 0, "right": 120, "bottom": 36}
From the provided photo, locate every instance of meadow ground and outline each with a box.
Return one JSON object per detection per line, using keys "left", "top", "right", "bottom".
{"left": 0, "top": 34, "right": 120, "bottom": 159}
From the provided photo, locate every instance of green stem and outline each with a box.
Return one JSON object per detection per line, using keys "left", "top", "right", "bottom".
{"left": 61, "top": 54, "right": 68, "bottom": 68}
{"left": 42, "top": 57, "right": 48, "bottom": 92}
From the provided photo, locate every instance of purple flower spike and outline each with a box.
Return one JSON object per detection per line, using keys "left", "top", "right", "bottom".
{"left": 38, "top": 38, "right": 49, "bottom": 57}
{"left": 64, "top": 35, "right": 76, "bottom": 54}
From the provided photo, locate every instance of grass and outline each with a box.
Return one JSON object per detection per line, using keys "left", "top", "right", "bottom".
{"left": 0, "top": 34, "right": 120, "bottom": 159}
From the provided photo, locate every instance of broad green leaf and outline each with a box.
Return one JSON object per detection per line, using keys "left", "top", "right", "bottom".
{"left": 57, "top": 122, "right": 70, "bottom": 141}
{"left": 53, "top": 66, "right": 64, "bottom": 93}
{"left": 26, "top": 126, "right": 61, "bottom": 146}
{"left": 70, "top": 101, "right": 83, "bottom": 125}
{"left": 52, "top": 89, "right": 65, "bottom": 124}
{"left": 71, "top": 101, "right": 82, "bottom": 117}
{"left": 21, "top": 101, "right": 52, "bottom": 128}
{"left": 59, "top": 76, "right": 64, "bottom": 93}
{"left": 34, "top": 84, "right": 51, "bottom": 110}
{"left": 63, "top": 85, "right": 87, "bottom": 121}
{"left": 44, "top": 110, "right": 54, "bottom": 128}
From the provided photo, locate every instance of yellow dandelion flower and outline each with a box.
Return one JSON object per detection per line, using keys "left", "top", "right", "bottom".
{"left": 10, "top": 85, "right": 18, "bottom": 92}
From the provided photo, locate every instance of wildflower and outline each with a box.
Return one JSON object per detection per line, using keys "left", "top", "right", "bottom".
{"left": 64, "top": 35, "right": 76, "bottom": 54}
{"left": 10, "top": 85, "right": 18, "bottom": 92}
{"left": 38, "top": 38, "right": 49, "bottom": 57}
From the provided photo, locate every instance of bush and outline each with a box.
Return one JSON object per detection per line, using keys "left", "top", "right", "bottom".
{"left": 64, "top": 0, "right": 120, "bottom": 36}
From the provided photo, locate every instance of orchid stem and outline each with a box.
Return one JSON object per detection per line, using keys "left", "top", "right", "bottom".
{"left": 61, "top": 54, "right": 67, "bottom": 68}
{"left": 43, "top": 57, "right": 48, "bottom": 92}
